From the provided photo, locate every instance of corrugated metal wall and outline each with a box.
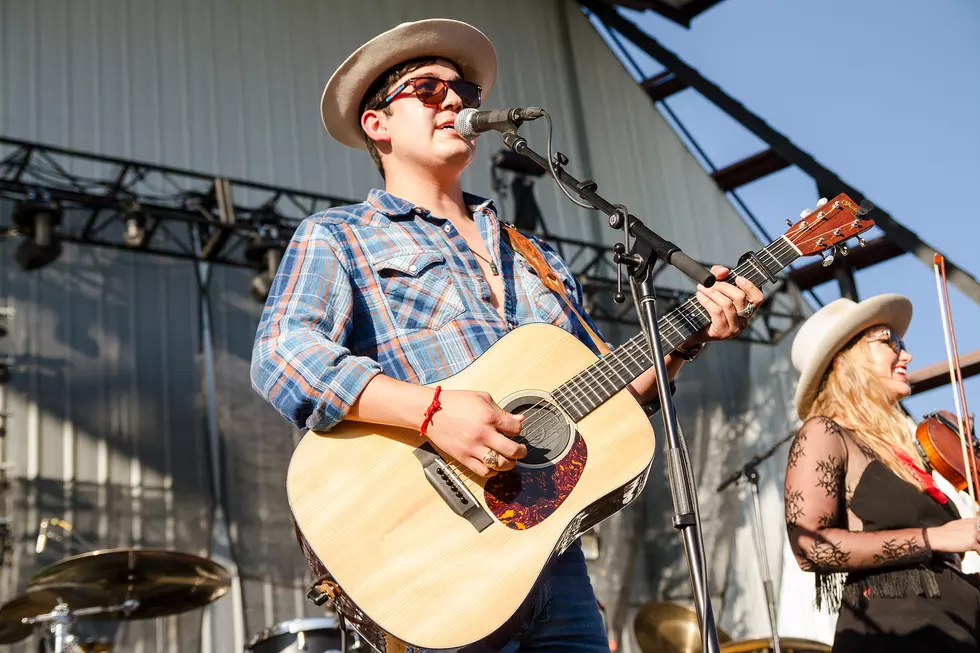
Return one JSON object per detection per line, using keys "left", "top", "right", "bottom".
{"left": 0, "top": 0, "right": 805, "bottom": 650}
{"left": 0, "top": 226, "right": 213, "bottom": 652}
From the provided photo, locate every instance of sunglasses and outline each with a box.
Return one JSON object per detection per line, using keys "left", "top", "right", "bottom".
{"left": 378, "top": 76, "right": 482, "bottom": 111}
{"left": 867, "top": 329, "right": 906, "bottom": 355}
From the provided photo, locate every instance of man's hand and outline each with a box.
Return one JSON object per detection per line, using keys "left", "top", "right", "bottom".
{"left": 424, "top": 390, "right": 527, "bottom": 477}
{"left": 690, "top": 265, "right": 765, "bottom": 344}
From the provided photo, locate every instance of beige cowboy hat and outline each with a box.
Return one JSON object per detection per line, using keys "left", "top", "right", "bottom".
{"left": 791, "top": 294, "right": 913, "bottom": 419}
{"left": 321, "top": 19, "right": 498, "bottom": 149}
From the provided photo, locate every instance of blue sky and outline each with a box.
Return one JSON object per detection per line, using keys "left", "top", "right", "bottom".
{"left": 588, "top": 0, "right": 980, "bottom": 421}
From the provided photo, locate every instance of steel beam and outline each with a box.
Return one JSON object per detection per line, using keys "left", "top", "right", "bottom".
{"left": 583, "top": 1, "right": 980, "bottom": 305}
{"left": 908, "top": 350, "right": 980, "bottom": 396}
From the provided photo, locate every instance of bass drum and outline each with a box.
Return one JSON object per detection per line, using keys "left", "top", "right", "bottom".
{"left": 244, "top": 616, "right": 361, "bottom": 653}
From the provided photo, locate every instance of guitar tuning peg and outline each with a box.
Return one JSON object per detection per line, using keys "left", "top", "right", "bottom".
{"left": 858, "top": 237, "right": 867, "bottom": 247}
{"left": 816, "top": 197, "right": 829, "bottom": 208}
{"left": 785, "top": 219, "right": 793, "bottom": 226}
{"left": 839, "top": 244, "right": 849, "bottom": 256}
{"left": 821, "top": 249, "right": 835, "bottom": 267}
{"left": 800, "top": 208, "right": 813, "bottom": 219}
{"left": 857, "top": 199, "right": 875, "bottom": 216}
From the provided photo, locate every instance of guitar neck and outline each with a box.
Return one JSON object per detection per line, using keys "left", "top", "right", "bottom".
{"left": 552, "top": 236, "right": 801, "bottom": 421}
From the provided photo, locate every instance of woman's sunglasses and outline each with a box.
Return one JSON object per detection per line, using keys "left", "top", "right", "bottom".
{"left": 378, "top": 76, "right": 482, "bottom": 110}
{"left": 867, "top": 329, "right": 906, "bottom": 355}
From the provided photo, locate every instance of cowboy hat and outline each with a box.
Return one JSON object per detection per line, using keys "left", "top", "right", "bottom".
{"left": 321, "top": 19, "right": 498, "bottom": 149}
{"left": 791, "top": 294, "right": 913, "bottom": 419}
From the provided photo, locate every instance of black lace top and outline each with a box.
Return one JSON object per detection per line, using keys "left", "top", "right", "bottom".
{"left": 784, "top": 416, "right": 961, "bottom": 609}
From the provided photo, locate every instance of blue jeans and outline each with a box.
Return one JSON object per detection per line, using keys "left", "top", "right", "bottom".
{"left": 413, "top": 542, "right": 610, "bottom": 652}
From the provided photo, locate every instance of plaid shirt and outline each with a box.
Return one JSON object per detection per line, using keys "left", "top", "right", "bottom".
{"left": 250, "top": 189, "right": 606, "bottom": 432}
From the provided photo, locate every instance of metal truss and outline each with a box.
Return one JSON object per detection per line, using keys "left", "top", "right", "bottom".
{"left": 0, "top": 136, "right": 804, "bottom": 344}
{"left": 0, "top": 136, "right": 353, "bottom": 268}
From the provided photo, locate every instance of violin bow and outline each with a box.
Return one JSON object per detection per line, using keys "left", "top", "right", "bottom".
{"left": 933, "top": 254, "right": 979, "bottom": 512}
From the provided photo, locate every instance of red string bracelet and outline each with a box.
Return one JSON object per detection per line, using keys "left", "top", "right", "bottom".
{"left": 419, "top": 386, "right": 443, "bottom": 437}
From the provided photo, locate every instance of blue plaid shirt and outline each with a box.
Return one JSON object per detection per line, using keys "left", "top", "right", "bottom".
{"left": 250, "top": 189, "right": 606, "bottom": 432}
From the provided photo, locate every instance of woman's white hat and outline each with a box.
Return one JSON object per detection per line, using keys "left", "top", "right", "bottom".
{"left": 321, "top": 19, "right": 497, "bottom": 149}
{"left": 792, "top": 294, "right": 912, "bottom": 419}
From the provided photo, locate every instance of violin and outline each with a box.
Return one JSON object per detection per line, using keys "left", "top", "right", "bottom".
{"left": 917, "top": 410, "right": 978, "bottom": 493}
{"left": 915, "top": 255, "right": 977, "bottom": 507}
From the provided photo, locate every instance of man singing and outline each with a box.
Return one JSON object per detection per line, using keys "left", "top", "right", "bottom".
{"left": 251, "top": 18, "right": 763, "bottom": 651}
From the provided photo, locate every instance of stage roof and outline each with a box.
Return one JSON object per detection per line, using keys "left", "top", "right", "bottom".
{"left": 593, "top": 0, "right": 729, "bottom": 27}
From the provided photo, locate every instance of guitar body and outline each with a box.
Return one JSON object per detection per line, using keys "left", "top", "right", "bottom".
{"left": 286, "top": 323, "right": 656, "bottom": 650}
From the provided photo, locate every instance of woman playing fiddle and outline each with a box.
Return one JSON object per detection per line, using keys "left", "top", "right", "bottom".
{"left": 785, "top": 294, "right": 980, "bottom": 652}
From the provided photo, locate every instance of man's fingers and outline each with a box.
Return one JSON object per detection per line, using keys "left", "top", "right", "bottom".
{"left": 698, "top": 286, "right": 738, "bottom": 332}
{"left": 466, "top": 458, "right": 495, "bottom": 477}
{"left": 495, "top": 410, "right": 525, "bottom": 436}
{"left": 488, "top": 432, "right": 527, "bottom": 460}
{"left": 710, "top": 265, "right": 731, "bottom": 280}
{"left": 482, "top": 446, "right": 518, "bottom": 471}
{"left": 733, "top": 275, "right": 765, "bottom": 307}
{"left": 708, "top": 279, "right": 750, "bottom": 312}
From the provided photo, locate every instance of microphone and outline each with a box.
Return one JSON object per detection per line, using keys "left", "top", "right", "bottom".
{"left": 35, "top": 518, "right": 49, "bottom": 554}
{"left": 454, "top": 107, "right": 545, "bottom": 140}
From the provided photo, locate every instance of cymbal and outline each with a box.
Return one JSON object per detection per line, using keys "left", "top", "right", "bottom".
{"left": 28, "top": 548, "right": 231, "bottom": 620}
{"left": 720, "top": 637, "right": 831, "bottom": 653}
{"left": 634, "top": 602, "right": 732, "bottom": 653}
{"left": 0, "top": 584, "right": 116, "bottom": 644}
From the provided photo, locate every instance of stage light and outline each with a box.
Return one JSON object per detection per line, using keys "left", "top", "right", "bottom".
{"left": 245, "top": 237, "right": 283, "bottom": 303}
{"left": 12, "top": 197, "right": 63, "bottom": 271}
{"left": 122, "top": 205, "right": 146, "bottom": 247}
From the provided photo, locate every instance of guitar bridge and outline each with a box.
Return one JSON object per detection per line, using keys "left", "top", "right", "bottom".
{"left": 414, "top": 443, "right": 493, "bottom": 532}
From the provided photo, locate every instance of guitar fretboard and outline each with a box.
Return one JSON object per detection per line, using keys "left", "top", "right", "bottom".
{"left": 551, "top": 236, "right": 800, "bottom": 422}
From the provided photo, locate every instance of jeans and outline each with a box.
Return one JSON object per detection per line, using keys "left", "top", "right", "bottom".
{"left": 412, "top": 541, "right": 610, "bottom": 652}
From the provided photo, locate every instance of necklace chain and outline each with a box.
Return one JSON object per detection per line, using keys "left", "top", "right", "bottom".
{"left": 470, "top": 248, "right": 499, "bottom": 275}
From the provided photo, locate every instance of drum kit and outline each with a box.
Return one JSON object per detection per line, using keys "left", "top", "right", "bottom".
{"left": 0, "top": 544, "right": 364, "bottom": 653}
{"left": 634, "top": 602, "right": 831, "bottom": 653}
{"left": 0, "top": 547, "right": 233, "bottom": 652}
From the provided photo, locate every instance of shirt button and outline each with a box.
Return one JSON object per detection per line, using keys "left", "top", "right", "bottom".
{"left": 444, "top": 224, "right": 452, "bottom": 233}
{"left": 408, "top": 265, "right": 418, "bottom": 273}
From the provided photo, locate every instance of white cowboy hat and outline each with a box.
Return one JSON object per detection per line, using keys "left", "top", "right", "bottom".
{"left": 321, "top": 19, "right": 498, "bottom": 149}
{"left": 791, "top": 294, "right": 913, "bottom": 419}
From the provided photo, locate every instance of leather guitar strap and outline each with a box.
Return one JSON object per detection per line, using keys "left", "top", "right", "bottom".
{"left": 500, "top": 224, "right": 610, "bottom": 356}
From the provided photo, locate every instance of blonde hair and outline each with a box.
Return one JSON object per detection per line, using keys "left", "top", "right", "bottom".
{"left": 807, "top": 326, "right": 922, "bottom": 490}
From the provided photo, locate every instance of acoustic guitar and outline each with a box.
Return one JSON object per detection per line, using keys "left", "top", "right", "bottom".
{"left": 286, "top": 194, "right": 873, "bottom": 651}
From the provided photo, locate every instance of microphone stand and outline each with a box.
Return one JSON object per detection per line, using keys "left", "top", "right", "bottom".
{"left": 501, "top": 130, "right": 721, "bottom": 653}
{"left": 716, "top": 432, "right": 795, "bottom": 653}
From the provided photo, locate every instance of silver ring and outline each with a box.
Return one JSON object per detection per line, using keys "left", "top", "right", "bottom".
{"left": 737, "top": 304, "right": 755, "bottom": 319}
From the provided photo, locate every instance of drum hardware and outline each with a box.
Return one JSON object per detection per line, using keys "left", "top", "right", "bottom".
{"left": 20, "top": 598, "right": 138, "bottom": 653}
{"left": 719, "top": 638, "right": 830, "bottom": 653}
{"left": 28, "top": 547, "right": 232, "bottom": 619}
{"left": 244, "top": 615, "right": 364, "bottom": 653}
{"left": 633, "top": 601, "right": 830, "bottom": 653}
{"left": 35, "top": 517, "right": 99, "bottom": 556}
{"left": 0, "top": 547, "right": 232, "bottom": 651}
{"left": 633, "top": 602, "right": 732, "bottom": 653}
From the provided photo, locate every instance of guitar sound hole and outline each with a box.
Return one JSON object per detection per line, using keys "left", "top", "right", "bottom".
{"left": 508, "top": 399, "right": 572, "bottom": 465}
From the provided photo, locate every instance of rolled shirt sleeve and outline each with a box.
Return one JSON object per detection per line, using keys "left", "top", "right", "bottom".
{"left": 250, "top": 218, "right": 382, "bottom": 432}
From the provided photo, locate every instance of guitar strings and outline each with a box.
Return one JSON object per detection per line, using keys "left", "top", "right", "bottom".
{"left": 439, "top": 222, "right": 843, "bottom": 481}
{"left": 516, "top": 236, "right": 790, "bottom": 433}
{"left": 443, "top": 236, "right": 802, "bottom": 471}
{"left": 508, "top": 236, "right": 797, "bottom": 442}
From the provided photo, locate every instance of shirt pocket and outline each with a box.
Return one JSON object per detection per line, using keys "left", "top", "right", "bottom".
{"left": 373, "top": 249, "right": 465, "bottom": 333}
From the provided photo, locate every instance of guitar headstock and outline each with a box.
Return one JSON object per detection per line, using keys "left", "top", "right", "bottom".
{"left": 785, "top": 194, "right": 874, "bottom": 261}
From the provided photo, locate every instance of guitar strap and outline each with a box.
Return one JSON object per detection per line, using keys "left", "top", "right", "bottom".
{"left": 500, "top": 224, "right": 610, "bottom": 356}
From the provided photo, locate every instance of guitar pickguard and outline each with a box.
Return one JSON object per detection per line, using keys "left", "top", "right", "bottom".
{"left": 483, "top": 433, "right": 588, "bottom": 529}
